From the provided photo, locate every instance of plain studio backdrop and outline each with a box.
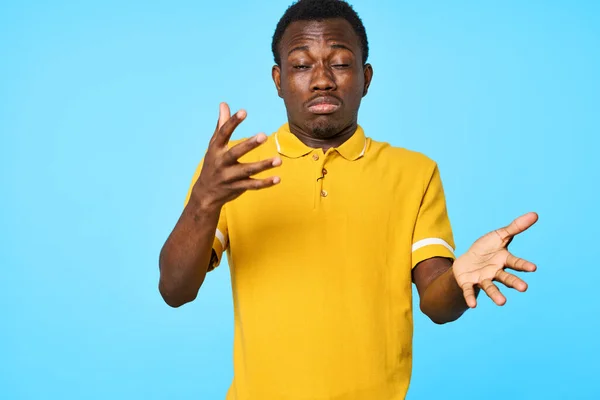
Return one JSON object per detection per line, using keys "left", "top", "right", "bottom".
{"left": 1, "top": 0, "right": 598, "bottom": 399}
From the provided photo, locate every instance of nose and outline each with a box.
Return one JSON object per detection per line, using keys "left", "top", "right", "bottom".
{"left": 311, "top": 64, "right": 336, "bottom": 92}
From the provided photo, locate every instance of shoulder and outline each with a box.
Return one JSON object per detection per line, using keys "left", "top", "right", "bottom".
{"left": 367, "top": 138, "right": 438, "bottom": 174}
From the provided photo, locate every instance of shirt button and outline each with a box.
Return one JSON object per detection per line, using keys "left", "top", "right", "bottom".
{"left": 321, "top": 190, "right": 328, "bottom": 197}
{"left": 312, "top": 154, "right": 319, "bottom": 161}
{"left": 322, "top": 168, "right": 328, "bottom": 175}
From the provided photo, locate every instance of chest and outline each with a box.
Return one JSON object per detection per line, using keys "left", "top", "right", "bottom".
{"left": 228, "top": 153, "right": 424, "bottom": 256}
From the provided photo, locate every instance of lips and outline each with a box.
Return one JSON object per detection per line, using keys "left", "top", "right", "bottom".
{"left": 306, "top": 96, "right": 341, "bottom": 115}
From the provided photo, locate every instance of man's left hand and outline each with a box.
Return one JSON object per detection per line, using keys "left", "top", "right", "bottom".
{"left": 453, "top": 212, "right": 539, "bottom": 308}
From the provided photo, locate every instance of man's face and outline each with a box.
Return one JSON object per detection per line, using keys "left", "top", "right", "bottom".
{"left": 273, "top": 18, "right": 373, "bottom": 139}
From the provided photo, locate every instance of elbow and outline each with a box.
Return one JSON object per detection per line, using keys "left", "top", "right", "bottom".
{"left": 158, "top": 254, "right": 202, "bottom": 308}
{"left": 158, "top": 281, "right": 197, "bottom": 308}
{"left": 162, "top": 295, "right": 195, "bottom": 309}
{"left": 420, "top": 302, "right": 461, "bottom": 325}
{"left": 423, "top": 309, "right": 450, "bottom": 325}
{"left": 428, "top": 315, "right": 454, "bottom": 325}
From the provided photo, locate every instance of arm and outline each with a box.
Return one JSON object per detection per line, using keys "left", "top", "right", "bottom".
{"left": 413, "top": 212, "right": 538, "bottom": 324}
{"left": 413, "top": 257, "right": 479, "bottom": 324}
{"left": 158, "top": 199, "right": 221, "bottom": 308}
{"left": 158, "top": 103, "right": 281, "bottom": 307}
{"left": 410, "top": 162, "right": 464, "bottom": 324}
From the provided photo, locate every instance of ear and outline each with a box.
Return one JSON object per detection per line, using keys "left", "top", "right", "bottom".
{"left": 362, "top": 63, "right": 373, "bottom": 97}
{"left": 272, "top": 65, "right": 283, "bottom": 98}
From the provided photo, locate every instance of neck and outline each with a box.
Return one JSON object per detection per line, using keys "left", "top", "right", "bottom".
{"left": 287, "top": 121, "right": 358, "bottom": 152}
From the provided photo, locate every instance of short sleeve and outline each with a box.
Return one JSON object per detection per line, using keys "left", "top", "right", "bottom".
{"left": 184, "top": 158, "right": 229, "bottom": 271}
{"left": 411, "top": 163, "right": 455, "bottom": 269}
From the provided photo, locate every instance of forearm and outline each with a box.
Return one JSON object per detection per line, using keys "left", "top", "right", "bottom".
{"left": 419, "top": 266, "right": 479, "bottom": 324}
{"left": 158, "top": 198, "right": 221, "bottom": 307}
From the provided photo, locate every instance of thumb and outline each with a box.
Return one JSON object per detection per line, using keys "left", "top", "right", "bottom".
{"left": 502, "top": 212, "right": 539, "bottom": 239}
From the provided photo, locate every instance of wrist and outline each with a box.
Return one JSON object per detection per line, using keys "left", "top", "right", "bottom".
{"left": 448, "top": 265, "right": 461, "bottom": 290}
{"left": 188, "top": 191, "right": 223, "bottom": 216}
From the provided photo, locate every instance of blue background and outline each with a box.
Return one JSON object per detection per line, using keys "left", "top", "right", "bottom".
{"left": 2, "top": 0, "right": 599, "bottom": 399}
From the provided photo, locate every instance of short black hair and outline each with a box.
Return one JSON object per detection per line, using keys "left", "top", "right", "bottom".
{"left": 271, "top": 0, "right": 369, "bottom": 66}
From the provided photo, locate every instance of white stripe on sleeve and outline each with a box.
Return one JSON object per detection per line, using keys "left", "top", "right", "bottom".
{"left": 411, "top": 238, "right": 454, "bottom": 255}
{"left": 215, "top": 229, "right": 227, "bottom": 249}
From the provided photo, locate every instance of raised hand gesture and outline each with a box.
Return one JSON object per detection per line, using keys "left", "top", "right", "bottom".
{"left": 453, "top": 212, "right": 539, "bottom": 308}
{"left": 192, "top": 103, "right": 282, "bottom": 210}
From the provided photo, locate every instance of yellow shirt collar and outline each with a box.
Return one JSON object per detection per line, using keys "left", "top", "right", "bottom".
{"left": 274, "top": 123, "right": 368, "bottom": 161}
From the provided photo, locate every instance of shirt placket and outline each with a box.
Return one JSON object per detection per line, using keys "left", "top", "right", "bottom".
{"left": 312, "top": 150, "right": 332, "bottom": 209}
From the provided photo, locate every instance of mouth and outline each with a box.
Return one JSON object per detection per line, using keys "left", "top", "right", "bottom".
{"left": 306, "top": 96, "right": 342, "bottom": 115}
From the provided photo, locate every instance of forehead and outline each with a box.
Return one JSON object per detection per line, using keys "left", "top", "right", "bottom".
{"left": 280, "top": 18, "right": 361, "bottom": 51}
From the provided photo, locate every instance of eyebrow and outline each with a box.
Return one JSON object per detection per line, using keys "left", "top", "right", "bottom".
{"left": 287, "top": 43, "right": 355, "bottom": 56}
{"left": 330, "top": 44, "right": 354, "bottom": 54}
{"left": 288, "top": 45, "right": 309, "bottom": 56}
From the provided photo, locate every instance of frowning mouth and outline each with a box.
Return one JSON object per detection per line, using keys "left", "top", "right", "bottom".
{"left": 306, "top": 96, "right": 342, "bottom": 115}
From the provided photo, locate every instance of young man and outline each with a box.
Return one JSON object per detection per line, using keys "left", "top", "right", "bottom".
{"left": 159, "top": 1, "right": 538, "bottom": 399}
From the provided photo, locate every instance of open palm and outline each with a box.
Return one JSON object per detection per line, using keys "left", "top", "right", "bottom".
{"left": 453, "top": 212, "right": 538, "bottom": 308}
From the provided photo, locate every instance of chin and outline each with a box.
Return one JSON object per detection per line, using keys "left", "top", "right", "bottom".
{"left": 308, "top": 118, "right": 342, "bottom": 139}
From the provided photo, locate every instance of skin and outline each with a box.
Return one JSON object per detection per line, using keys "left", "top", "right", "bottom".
{"left": 272, "top": 19, "right": 373, "bottom": 151}
{"left": 415, "top": 212, "right": 538, "bottom": 324}
{"left": 159, "top": 18, "right": 538, "bottom": 321}
{"left": 158, "top": 106, "right": 282, "bottom": 307}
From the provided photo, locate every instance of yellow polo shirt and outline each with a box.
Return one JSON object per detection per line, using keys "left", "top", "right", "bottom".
{"left": 185, "top": 123, "right": 455, "bottom": 400}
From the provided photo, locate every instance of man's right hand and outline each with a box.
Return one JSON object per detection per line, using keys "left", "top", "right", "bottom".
{"left": 190, "top": 103, "right": 282, "bottom": 211}
{"left": 158, "top": 103, "right": 282, "bottom": 307}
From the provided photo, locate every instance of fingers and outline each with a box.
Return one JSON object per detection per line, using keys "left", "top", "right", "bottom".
{"left": 210, "top": 103, "right": 232, "bottom": 145}
{"left": 229, "top": 176, "right": 281, "bottom": 191}
{"left": 222, "top": 157, "right": 282, "bottom": 182}
{"left": 496, "top": 212, "right": 539, "bottom": 241}
{"left": 505, "top": 253, "right": 537, "bottom": 272}
{"left": 461, "top": 283, "right": 478, "bottom": 308}
{"left": 213, "top": 108, "right": 247, "bottom": 148}
{"left": 218, "top": 102, "right": 231, "bottom": 130}
{"left": 495, "top": 269, "right": 528, "bottom": 292}
{"left": 227, "top": 134, "right": 269, "bottom": 162}
{"left": 480, "top": 279, "right": 506, "bottom": 306}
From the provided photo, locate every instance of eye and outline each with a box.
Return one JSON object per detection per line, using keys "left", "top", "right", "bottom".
{"left": 293, "top": 65, "right": 310, "bottom": 70}
{"left": 332, "top": 64, "right": 350, "bottom": 69}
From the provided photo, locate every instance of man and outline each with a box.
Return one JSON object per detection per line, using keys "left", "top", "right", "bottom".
{"left": 159, "top": 0, "right": 538, "bottom": 399}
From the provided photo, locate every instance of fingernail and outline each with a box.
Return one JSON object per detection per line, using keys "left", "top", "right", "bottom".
{"left": 256, "top": 133, "right": 267, "bottom": 143}
{"left": 273, "top": 177, "right": 281, "bottom": 184}
{"left": 237, "top": 110, "right": 246, "bottom": 118}
{"left": 272, "top": 157, "right": 282, "bottom": 166}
